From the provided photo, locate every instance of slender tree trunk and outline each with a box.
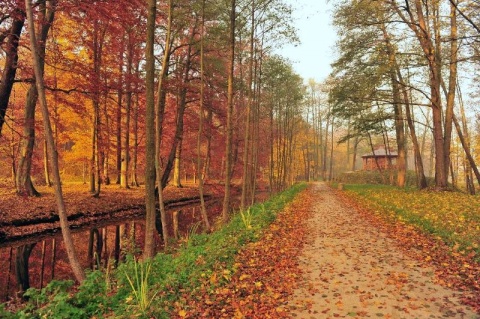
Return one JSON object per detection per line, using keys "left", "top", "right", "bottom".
{"left": 25, "top": 0, "right": 85, "bottom": 283}
{"left": 89, "top": 20, "right": 106, "bottom": 197}
{"left": 161, "top": 35, "right": 194, "bottom": 188}
{"left": 457, "top": 83, "right": 475, "bottom": 193}
{"left": 453, "top": 115, "right": 480, "bottom": 186}
{"left": 102, "top": 89, "right": 111, "bottom": 185}
{"left": 241, "top": 0, "right": 255, "bottom": 211}
{"left": 204, "top": 109, "right": 213, "bottom": 180}
{"left": 121, "top": 34, "right": 133, "bottom": 189}
{"left": 397, "top": 67, "right": 427, "bottom": 189}
{"left": 155, "top": 0, "right": 173, "bottom": 248}
{"left": 222, "top": 0, "right": 236, "bottom": 223}
{"left": 329, "top": 117, "right": 334, "bottom": 180}
{"left": 197, "top": 0, "right": 211, "bottom": 232}
{"left": 43, "top": 140, "right": 52, "bottom": 186}
{"left": 17, "top": 82, "right": 41, "bottom": 197}
{"left": 116, "top": 38, "right": 124, "bottom": 185}
{"left": 443, "top": 0, "right": 458, "bottom": 184}
{"left": 131, "top": 90, "right": 139, "bottom": 187}
{"left": 173, "top": 140, "right": 183, "bottom": 187}
{"left": 381, "top": 24, "right": 406, "bottom": 187}
{"left": 143, "top": 0, "right": 157, "bottom": 259}
{"left": 351, "top": 136, "right": 358, "bottom": 171}
{"left": 367, "top": 133, "right": 386, "bottom": 184}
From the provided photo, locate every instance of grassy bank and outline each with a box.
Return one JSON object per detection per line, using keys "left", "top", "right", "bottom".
{"left": 1, "top": 183, "right": 307, "bottom": 319}
{"left": 344, "top": 184, "right": 480, "bottom": 260}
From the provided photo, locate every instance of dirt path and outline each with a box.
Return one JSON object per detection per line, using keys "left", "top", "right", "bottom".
{"left": 288, "top": 183, "right": 479, "bottom": 319}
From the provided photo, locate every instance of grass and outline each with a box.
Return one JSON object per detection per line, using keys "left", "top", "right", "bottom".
{"left": 343, "top": 184, "right": 480, "bottom": 260}
{"left": 2, "top": 183, "right": 307, "bottom": 319}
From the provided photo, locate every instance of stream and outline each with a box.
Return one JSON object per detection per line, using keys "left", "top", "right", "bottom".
{"left": 0, "top": 199, "right": 223, "bottom": 302}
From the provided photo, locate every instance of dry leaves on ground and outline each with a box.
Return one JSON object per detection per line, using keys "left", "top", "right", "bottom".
{"left": 170, "top": 186, "right": 316, "bottom": 318}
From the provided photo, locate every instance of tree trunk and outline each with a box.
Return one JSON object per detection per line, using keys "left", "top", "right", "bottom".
{"left": 173, "top": 140, "right": 183, "bottom": 187}
{"left": 0, "top": 7, "right": 25, "bottom": 136}
{"left": 443, "top": 0, "right": 458, "bottom": 184}
{"left": 222, "top": 0, "right": 236, "bottom": 223}
{"left": 121, "top": 33, "right": 133, "bottom": 189}
{"left": 352, "top": 136, "right": 358, "bottom": 171}
{"left": 392, "top": 0, "right": 448, "bottom": 189}
{"left": 453, "top": 115, "right": 480, "bottom": 187}
{"left": 397, "top": 67, "right": 427, "bottom": 189}
{"left": 143, "top": 0, "right": 158, "bottom": 259}
{"left": 43, "top": 140, "right": 52, "bottom": 186}
{"left": 131, "top": 88, "right": 140, "bottom": 187}
{"left": 381, "top": 23, "right": 406, "bottom": 187}
{"left": 160, "top": 35, "right": 194, "bottom": 189}
{"left": 25, "top": 0, "right": 85, "bottom": 283}
{"left": 241, "top": 0, "right": 255, "bottom": 211}
{"left": 115, "top": 38, "right": 124, "bottom": 185}
{"left": 196, "top": 0, "right": 211, "bottom": 232}
{"left": 16, "top": 83, "right": 41, "bottom": 197}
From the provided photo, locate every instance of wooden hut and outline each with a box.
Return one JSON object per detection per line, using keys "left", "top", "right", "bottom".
{"left": 362, "top": 146, "right": 398, "bottom": 171}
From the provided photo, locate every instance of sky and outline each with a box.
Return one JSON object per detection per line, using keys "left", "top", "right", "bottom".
{"left": 277, "top": 0, "right": 337, "bottom": 84}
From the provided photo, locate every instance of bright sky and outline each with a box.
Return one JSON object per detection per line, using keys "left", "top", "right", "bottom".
{"left": 278, "top": 0, "right": 337, "bottom": 84}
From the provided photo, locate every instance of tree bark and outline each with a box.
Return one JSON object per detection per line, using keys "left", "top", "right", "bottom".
{"left": 16, "top": 83, "right": 41, "bottom": 197}
{"left": 196, "top": 0, "right": 211, "bottom": 232}
{"left": 116, "top": 38, "right": 124, "bottom": 185}
{"left": 160, "top": 33, "right": 194, "bottom": 189}
{"left": 443, "top": 0, "right": 458, "bottom": 184}
{"left": 173, "top": 139, "right": 183, "bottom": 187}
{"left": 0, "top": 7, "right": 25, "bottom": 136}
{"left": 222, "top": 0, "right": 236, "bottom": 223}
{"left": 397, "top": 67, "right": 428, "bottom": 189}
{"left": 25, "top": 0, "right": 85, "bottom": 282}
{"left": 241, "top": 0, "right": 255, "bottom": 211}
{"left": 453, "top": 115, "right": 480, "bottom": 187}
{"left": 143, "top": 0, "right": 157, "bottom": 259}
{"left": 121, "top": 33, "right": 133, "bottom": 189}
{"left": 391, "top": 0, "right": 447, "bottom": 188}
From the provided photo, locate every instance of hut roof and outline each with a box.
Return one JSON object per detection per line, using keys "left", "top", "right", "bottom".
{"left": 361, "top": 147, "right": 398, "bottom": 158}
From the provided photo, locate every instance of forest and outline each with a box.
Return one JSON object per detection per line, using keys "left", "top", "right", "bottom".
{"left": 1, "top": 0, "right": 480, "bottom": 317}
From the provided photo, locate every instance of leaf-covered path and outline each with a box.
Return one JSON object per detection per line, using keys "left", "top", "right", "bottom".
{"left": 289, "top": 183, "right": 479, "bottom": 319}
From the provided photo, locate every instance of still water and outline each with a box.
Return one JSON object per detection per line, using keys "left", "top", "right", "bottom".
{"left": 0, "top": 200, "right": 222, "bottom": 301}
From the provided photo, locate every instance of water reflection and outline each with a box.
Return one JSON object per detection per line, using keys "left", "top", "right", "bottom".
{"left": 0, "top": 201, "right": 222, "bottom": 302}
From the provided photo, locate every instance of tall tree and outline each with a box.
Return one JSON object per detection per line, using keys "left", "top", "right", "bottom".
{"left": 143, "top": 0, "right": 157, "bottom": 259}
{"left": 16, "top": 0, "right": 58, "bottom": 196}
{"left": 24, "top": 0, "right": 85, "bottom": 282}
{"left": 389, "top": 0, "right": 449, "bottom": 189}
{"left": 221, "top": 0, "right": 236, "bottom": 223}
{"left": 197, "top": 0, "right": 211, "bottom": 232}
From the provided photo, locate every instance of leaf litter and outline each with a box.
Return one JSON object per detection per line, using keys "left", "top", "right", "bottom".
{"left": 171, "top": 183, "right": 479, "bottom": 318}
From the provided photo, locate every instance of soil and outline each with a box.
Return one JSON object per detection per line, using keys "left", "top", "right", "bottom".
{"left": 288, "top": 183, "right": 479, "bottom": 319}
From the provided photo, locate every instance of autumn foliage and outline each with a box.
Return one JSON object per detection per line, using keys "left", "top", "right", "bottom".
{"left": 342, "top": 185, "right": 480, "bottom": 311}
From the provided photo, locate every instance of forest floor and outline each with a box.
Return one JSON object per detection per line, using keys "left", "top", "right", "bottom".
{"left": 287, "top": 183, "right": 479, "bottom": 319}
{"left": 0, "top": 181, "right": 228, "bottom": 244}
{"left": 176, "top": 182, "right": 480, "bottom": 318}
